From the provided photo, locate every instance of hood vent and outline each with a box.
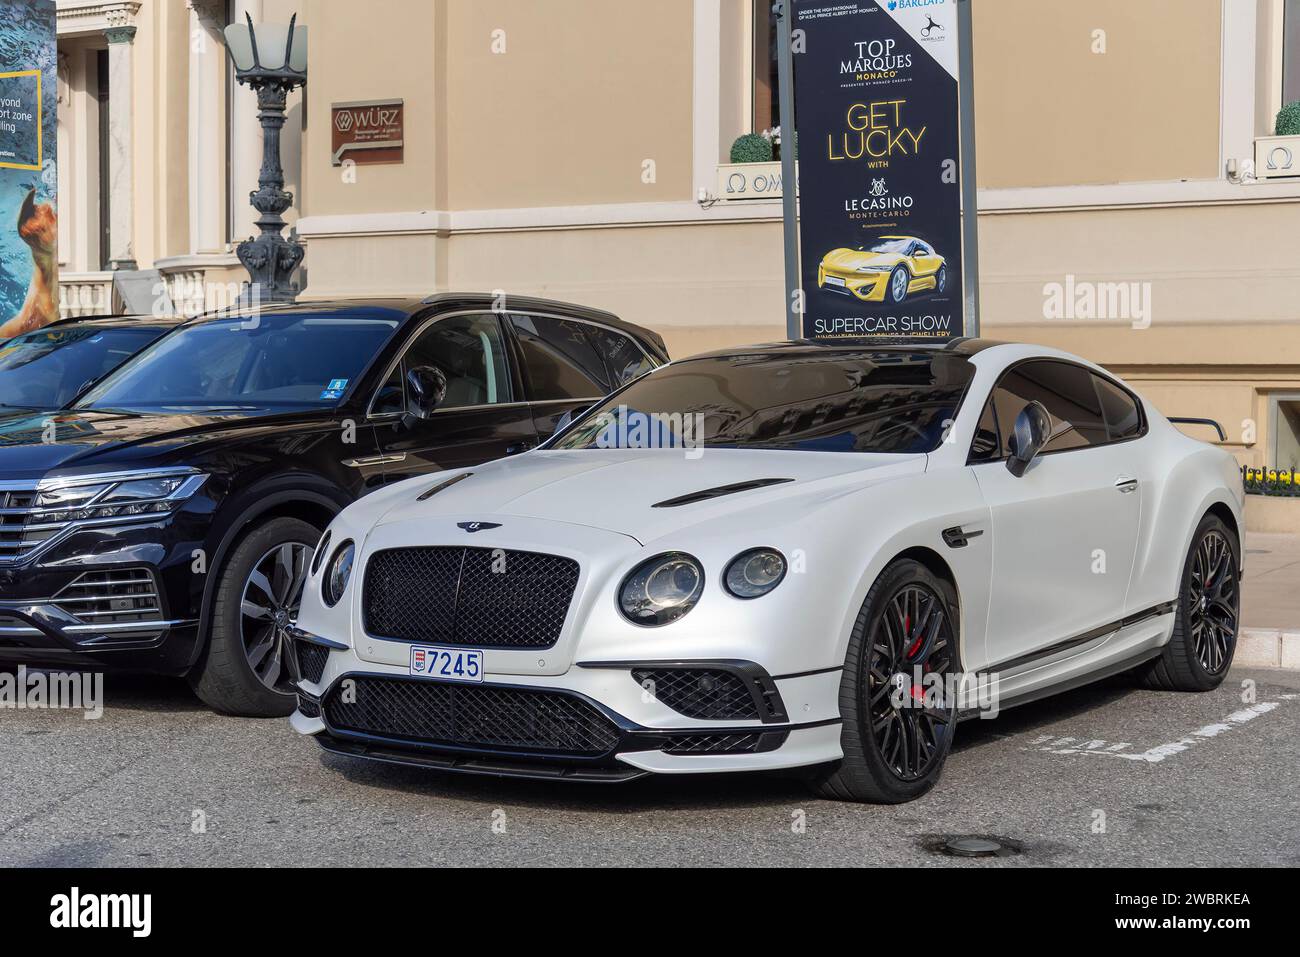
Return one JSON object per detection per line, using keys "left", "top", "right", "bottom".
{"left": 652, "top": 478, "right": 795, "bottom": 509}
{"left": 417, "top": 472, "right": 473, "bottom": 501}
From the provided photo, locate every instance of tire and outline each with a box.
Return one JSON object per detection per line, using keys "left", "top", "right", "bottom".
{"left": 1138, "top": 514, "right": 1240, "bottom": 692}
{"left": 935, "top": 265, "right": 948, "bottom": 294}
{"left": 887, "top": 266, "right": 910, "bottom": 304}
{"left": 189, "top": 516, "right": 321, "bottom": 717}
{"left": 809, "top": 559, "right": 960, "bottom": 804}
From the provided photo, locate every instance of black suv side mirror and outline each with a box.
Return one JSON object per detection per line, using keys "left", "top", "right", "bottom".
{"left": 404, "top": 365, "right": 448, "bottom": 422}
{"left": 1007, "top": 401, "right": 1051, "bottom": 478}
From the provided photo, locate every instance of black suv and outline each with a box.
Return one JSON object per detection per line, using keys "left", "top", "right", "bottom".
{"left": 0, "top": 294, "right": 667, "bottom": 716}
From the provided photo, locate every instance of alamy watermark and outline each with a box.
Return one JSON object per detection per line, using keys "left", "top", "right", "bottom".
{"left": 0, "top": 667, "right": 103, "bottom": 720}
{"left": 590, "top": 405, "right": 707, "bottom": 459}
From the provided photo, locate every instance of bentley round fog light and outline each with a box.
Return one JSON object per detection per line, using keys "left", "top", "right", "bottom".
{"left": 619, "top": 553, "right": 704, "bottom": 626}
{"left": 323, "top": 540, "right": 355, "bottom": 608}
{"left": 724, "top": 549, "right": 787, "bottom": 599}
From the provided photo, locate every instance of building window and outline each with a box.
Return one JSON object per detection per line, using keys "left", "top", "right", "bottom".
{"left": 1285, "top": 0, "right": 1300, "bottom": 108}
{"left": 96, "top": 49, "right": 111, "bottom": 271}
{"left": 752, "top": 1, "right": 779, "bottom": 133}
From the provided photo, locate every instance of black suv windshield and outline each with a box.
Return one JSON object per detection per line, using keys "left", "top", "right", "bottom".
{"left": 0, "top": 324, "right": 167, "bottom": 411}
{"left": 552, "top": 351, "right": 975, "bottom": 454}
{"left": 76, "top": 309, "right": 402, "bottom": 414}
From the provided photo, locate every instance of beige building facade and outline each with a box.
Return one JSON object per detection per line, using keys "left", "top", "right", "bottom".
{"left": 51, "top": 0, "right": 1300, "bottom": 473}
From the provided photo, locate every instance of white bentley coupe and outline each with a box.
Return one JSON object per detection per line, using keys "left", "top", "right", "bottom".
{"left": 289, "top": 340, "right": 1243, "bottom": 803}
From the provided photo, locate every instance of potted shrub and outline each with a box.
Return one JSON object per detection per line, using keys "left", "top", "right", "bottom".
{"left": 730, "top": 133, "right": 774, "bottom": 164}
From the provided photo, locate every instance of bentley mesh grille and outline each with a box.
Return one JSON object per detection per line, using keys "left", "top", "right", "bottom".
{"left": 363, "top": 547, "right": 580, "bottom": 648}
{"left": 295, "top": 641, "right": 330, "bottom": 685}
{"left": 632, "top": 669, "right": 760, "bottom": 721}
{"left": 323, "top": 676, "right": 620, "bottom": 756}
{"left": 662, "top": 733, "right": 765, "bottom": 755}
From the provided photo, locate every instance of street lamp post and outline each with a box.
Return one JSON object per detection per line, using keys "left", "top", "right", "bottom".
{"left": 223, "top": 13, "right": 308, "bottom": 304}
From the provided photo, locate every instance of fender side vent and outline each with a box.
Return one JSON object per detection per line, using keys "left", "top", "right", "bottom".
{"left": 652, "top": 478, "right": 795, "bottom": 509}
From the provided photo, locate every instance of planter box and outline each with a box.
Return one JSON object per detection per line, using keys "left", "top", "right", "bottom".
{"left": 1246, "top": 494, "right": 1300, "bottom": 533}
{"left": 715, "top": 161, "right": 794, "bottom": 202}
{"left": 1254, "top": 135, "right": 1300, "bottom": 180}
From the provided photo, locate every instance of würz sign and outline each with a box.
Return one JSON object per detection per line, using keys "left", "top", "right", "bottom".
{"left": 331, "top": 99, "right": 405, "bottom": 166}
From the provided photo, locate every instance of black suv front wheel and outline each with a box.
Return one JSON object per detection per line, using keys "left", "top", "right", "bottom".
{"left": 190, "top": 516, "right": 320, "bottom": 717}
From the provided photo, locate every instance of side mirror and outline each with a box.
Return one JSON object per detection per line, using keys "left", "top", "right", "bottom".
{"left": 404, "top": 365, "right": 448, "bottom": 421}
{"left": 1007, "top": 401, "right": 1051, "bottom": 478}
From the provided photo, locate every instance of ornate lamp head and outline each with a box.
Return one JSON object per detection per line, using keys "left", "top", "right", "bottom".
{"left": 223, "top": 12, "right": 307, "bottom": 90}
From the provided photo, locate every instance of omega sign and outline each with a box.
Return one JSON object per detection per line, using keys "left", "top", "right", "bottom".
{"left": 331, "top": 99, "right": 404, "bottom": 166}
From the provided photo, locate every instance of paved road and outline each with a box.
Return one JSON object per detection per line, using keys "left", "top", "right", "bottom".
{"left": 2, "top": 667, "right": 1297, "bottom": 867}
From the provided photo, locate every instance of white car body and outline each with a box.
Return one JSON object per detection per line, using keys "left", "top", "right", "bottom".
{"left": 289, "top": 341, "right": 1244, "bottom": 793}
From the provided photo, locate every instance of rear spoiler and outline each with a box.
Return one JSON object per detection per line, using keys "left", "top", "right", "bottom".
{"left": 1169, "top": 417, "right": 1227, "bottom": 442}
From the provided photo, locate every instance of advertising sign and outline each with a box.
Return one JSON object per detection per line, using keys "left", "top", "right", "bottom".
{"left": 331, "top": 99, "right": 405, "bottom": 167}
{"left": 0, "top": 0, "right": 58, "bottom": 340}
{"left": 791, "top": 0, "right": 965, "bottom": 343}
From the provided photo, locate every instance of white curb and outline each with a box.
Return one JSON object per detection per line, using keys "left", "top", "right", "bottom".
{"left": 1282, "top": 632, "right": 1300, "bottom": 671}
{"left": 1238, "top": 629, "right": 1283, "bottom": 669}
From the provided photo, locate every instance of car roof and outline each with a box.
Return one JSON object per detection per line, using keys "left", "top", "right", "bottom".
{"left": 168, "top": 294, "right": 669, "bottom": 360}
{"left": 39, "top": 314, "right": 189, "bottom": 331}
{"left": 683, "top": 338, "right": 1009, "bottom": 362}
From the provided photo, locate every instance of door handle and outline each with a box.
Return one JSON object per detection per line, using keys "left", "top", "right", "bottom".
{"left": 1115, "top": 476, "right": 1139, "bottom": 494}
{"left": 343, "top": 453, "right": 408, "bottom": 468}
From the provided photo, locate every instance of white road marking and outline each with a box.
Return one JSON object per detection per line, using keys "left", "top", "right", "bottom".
{"left": 1020, "top": 701, "right": 1285, "bottom": 764}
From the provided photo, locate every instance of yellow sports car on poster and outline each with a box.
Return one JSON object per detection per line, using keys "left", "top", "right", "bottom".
{"left": 818, "top": 236, "right": 948, "bottom": 304}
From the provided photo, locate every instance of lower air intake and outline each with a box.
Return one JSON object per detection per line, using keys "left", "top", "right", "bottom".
{"left": 323, "top": 676, "right": 620, "bottom": 757}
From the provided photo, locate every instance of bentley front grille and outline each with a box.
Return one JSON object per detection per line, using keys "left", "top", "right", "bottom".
{"left": 363, "top": 546, "right": 580, "bottom": 649}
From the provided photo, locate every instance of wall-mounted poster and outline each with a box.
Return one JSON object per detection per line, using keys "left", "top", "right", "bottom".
{"left": 0, "top": 0, "right": 58, "bottom": 340}
{"left": 792, "top": 0, "right": 964, "bottom": 343}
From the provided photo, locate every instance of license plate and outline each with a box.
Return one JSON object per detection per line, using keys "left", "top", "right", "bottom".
{"left": 825, "top": 276, "right": 847, "bottom": 287}
{"left": 409, "top": 645, "right": 484, "bottom": 683}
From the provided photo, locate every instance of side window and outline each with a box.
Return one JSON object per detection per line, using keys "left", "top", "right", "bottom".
{"left": 969, "top": 400, "right": 1001, "bottom": 462}
{"left": 1093, "top": 374, "right": 1143, "bottom": 442}
{"left": 372, "top": 313, "right": 512, "bottom": 415}
{"left": 584, "top": 325, "right": 656, "bottom": 388}
{"left": 510, "top": 314, "right": 610, "bottom": 400}
{"left": 986, "top": 361, "right": 1109, "bottom": 458}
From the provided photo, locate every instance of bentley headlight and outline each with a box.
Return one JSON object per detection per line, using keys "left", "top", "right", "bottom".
{"left": 619, "top": 553, "right": 704, "bottom": 626}
{"left": 724, "top": 549, "right": 787, "bottom": 599}
{"left": 323, "top": 541, "right": 356, "bottom": 608}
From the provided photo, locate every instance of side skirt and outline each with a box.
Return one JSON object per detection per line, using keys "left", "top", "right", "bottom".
{"left": 958, "top": 646, "right": 1164, "bottom": 721}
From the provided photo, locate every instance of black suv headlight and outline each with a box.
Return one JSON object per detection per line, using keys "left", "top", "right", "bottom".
{"left": 34, "top": 468, "right": 208, "bottom": 522}
{"left": 323, "top": 540, "right": 356, "bottom": 608}
{"left": 619, "top": 553, "right": 705, "bottom": 626}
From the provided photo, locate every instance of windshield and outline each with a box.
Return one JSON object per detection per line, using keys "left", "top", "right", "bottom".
{"left": 552, "top": 352, "right": 975, "bottom": 454}
{"left": 0, "top": 325, "right": 165, "bottom": 411}
{"left": 76, "top": 310, "right": 401, "bottom": 414}
{"left": 861, "top": 239, "right": 913, "bottom": 255}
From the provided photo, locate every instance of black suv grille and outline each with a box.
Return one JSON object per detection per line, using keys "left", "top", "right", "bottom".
{"left": 0, "top": 490, "right": 41, "bottom": 564}
{"left": 632, "top": 669, "right": 760, "bottom": 721}
{"left": 323, "top": 676, "right": 620, "bottom": 756}
{"left": 364, "top": 547, "right": 580, "bottom": 648}
{"left": 295, "top": 641, "right": 330, "bottom": 684}
{"left": 53, "top": 569, "right": 163, "bottom": 626}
